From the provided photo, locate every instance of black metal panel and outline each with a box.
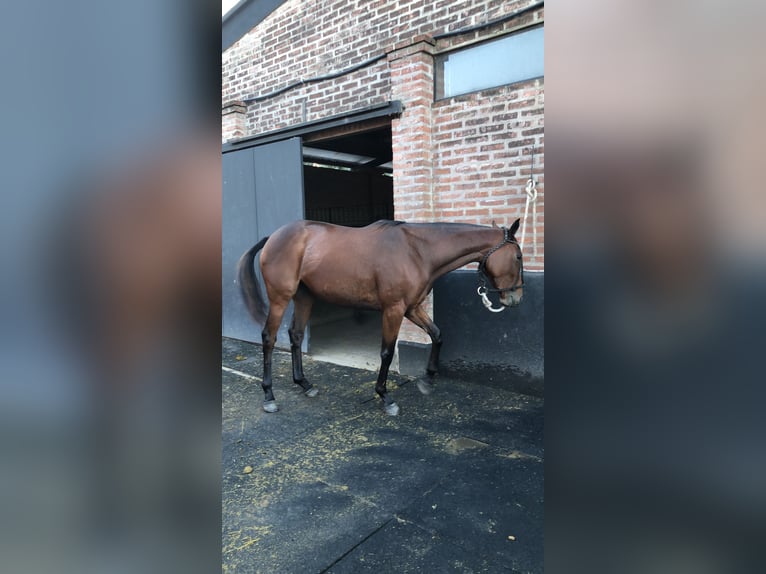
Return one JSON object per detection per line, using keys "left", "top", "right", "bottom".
{"left": 222, "top": 148, "right": 257, "bottom": 343}
{"left": 222, "top": 137, "right": 305, "bottom": 351}
{"left": 399, "top": 270, "right": 544, "bottom": 395}
{"left": 222, "top": 101, "right": 403, "bottom": 153}
{"left": 433, "top": 270, "right": 543, "bottom": 376}
{"left": 223, "top": 0, "right": 288, "bottom": 52}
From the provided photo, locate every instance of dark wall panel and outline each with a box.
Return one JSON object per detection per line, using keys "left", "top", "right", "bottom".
{"left": 222, "top": 148, "right": 258, "bottom": 343}
{"left": 222, "top": 138, "right": 305, "bottom": 350}
{"left": 400, "top": 270, "right": 544, "bottom": 396}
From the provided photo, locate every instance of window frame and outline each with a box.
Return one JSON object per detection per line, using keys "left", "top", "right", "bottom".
{"left": 434, "top": 23, "right": 544, "bottom": 101}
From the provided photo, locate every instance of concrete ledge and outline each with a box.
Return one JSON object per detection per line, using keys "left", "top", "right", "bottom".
{"left": 397, "top": 341, "right": 430, "bottom": 376}
{"left": 222, "top": 100, "right": 247, "bottom": 115}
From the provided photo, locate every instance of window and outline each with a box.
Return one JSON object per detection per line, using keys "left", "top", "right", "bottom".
{"left": 435, "top": 25, "right": 544, "bottom": 99}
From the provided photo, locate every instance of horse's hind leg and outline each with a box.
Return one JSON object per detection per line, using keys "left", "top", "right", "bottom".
{"left": 376, "top": 305, "right": 405, "bottom": 416}
{"left": 261, "top": 299, "right": 289, "bottom": 413}
{"left": 289, "top": 285, "right": 316, "bottom": 397}
{"left": 405, "top": 304, "right": 442, "bottom": 395}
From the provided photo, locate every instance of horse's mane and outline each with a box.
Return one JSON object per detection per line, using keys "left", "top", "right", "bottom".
{"left": 372, "top": 219, "right": 406, "bottom": 227}
{"left": 372, "top": 219, "right": 491, "bottom": 232}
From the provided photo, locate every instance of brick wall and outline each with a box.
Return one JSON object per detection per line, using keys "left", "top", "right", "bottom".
{"left": 431, "top": 81, "right": 544, "bottom": 269}
{"left": 223, "top": 0, "right": 542, "bottom": 134}
{"left": 223, "top": 0, "right": 545, "bottom": 347}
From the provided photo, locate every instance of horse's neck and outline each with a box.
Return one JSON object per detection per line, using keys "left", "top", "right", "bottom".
{"left": 416, "top": 225, "right": 502, "bottom": 279}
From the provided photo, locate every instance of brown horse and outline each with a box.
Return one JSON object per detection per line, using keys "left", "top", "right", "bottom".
{"left": 237, "top": 218, "right": 523, "bottom": 415}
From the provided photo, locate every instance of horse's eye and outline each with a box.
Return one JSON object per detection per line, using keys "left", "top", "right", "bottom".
{"left": 516, "top": 254, "right": 522, "bottom": 260}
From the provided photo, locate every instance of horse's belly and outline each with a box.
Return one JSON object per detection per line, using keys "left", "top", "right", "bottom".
{"left": 302, "top": 275, "right": 381, "bottom": 309}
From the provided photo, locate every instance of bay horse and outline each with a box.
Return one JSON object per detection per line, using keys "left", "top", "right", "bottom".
{"left": 237, "top": 218, "right": 523, "bottom": 415}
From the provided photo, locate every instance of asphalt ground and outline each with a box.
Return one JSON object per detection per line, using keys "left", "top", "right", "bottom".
{"left": 222, "top": 337, "right": 543, "bottom": 573}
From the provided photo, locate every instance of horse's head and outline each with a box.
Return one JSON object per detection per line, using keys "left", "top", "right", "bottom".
{"left": 482, "top": 218, "right": 524, "bottom": 308}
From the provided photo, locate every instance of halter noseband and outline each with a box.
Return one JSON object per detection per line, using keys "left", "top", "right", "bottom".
{"left": 476, "top": 227, "right": 524, "bottom": 312}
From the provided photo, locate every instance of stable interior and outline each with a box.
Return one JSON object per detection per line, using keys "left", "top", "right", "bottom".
{"left": 302, "top": 125, "right": 393, "bottom": 371}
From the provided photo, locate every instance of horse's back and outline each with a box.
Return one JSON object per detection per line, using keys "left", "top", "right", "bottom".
{"left": 261, "top": 220, "right": 404, "bottom": 271}
{"left": 302, "top": 219, "right": 409, "bottom": 258}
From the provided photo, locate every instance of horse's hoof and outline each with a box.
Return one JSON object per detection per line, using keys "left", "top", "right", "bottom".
{"left": 304, "top": 386, "right": 319, "bottom": 398}
{"left": 384, "top": 402, "right": 400, "bottom": 416}
{"left": 417, "top": 379, "right": 434, "bottom": 395}
{"left": 263, "top": 400, "right": 279, "bottom": 413}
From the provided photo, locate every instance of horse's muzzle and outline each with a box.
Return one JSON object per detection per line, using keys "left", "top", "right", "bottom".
{"left": 501, "top": 290, "right": 523, "bottom": 307}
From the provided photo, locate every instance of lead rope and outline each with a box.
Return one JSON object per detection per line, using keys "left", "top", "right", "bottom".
{"left": 519, "top": 147, "right": 539, "bottom": 257}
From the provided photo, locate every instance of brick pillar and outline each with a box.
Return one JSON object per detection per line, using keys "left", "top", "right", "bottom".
{"left": 388, "top": 36, "right": 436, "bottom": 353}
{"left": 222, "top": 101, "right": 247, "bottom": 143}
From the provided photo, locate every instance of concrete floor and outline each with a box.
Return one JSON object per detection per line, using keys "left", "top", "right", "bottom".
{"left": 308, "top": 307, "right": 382, "bottom": 371}
{"left": 222, "top": 337, "right": 543, "bottom": 574}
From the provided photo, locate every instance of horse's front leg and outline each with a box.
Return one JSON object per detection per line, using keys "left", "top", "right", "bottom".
{"left": 376, "top": 305, "right": 405, "bottom": 416}
{"left": 405, "top": 304, "right": 442, "bottom": 395}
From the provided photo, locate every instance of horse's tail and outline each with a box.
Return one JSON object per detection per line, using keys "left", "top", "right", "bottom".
{"left": 237, "top": 236, "right": 270, "bottom": 326}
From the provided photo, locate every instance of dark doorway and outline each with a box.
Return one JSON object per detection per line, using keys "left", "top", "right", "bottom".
{"left": 302, "top": 125, "right": 394, "bottom": 370}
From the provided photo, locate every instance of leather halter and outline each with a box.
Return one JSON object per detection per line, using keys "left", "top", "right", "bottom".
{"left": 477, "top": 226, "right": 524, "bottom": 294}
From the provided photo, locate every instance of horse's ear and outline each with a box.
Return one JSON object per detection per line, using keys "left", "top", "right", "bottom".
{"left": 491, "top": 220, "right": 498, "bottom": 228}
{"left": 509, "top": 218, "right": 521, "bottom": 236}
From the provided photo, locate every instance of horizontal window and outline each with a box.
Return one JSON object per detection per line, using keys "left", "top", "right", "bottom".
{"left": 435, "top": 25, "right": 544, "bottom": 99}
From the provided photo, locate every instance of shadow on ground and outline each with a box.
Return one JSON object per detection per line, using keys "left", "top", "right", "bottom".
{"left": 222, "top": 337, "right": 543, "bottom": 574}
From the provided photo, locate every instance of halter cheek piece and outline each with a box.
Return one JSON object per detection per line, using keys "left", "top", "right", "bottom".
{"left": 476, "top": 226, "right": 523, "bottom": 312}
